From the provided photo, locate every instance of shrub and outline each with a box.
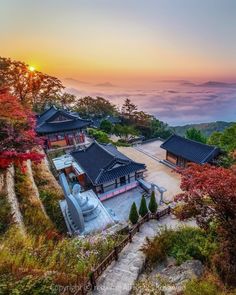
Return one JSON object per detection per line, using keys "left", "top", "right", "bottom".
{"left": 0, "top": 193, "right": 12, "bottom": 235}
{"left": 100, "top": 119, "right": 113, "bottom": 133}
{"left": 0, "top": 274, "right": 59, "bottom": 295}
{"left": 0, "top": 227, "right": 125, "bottom": 286}
{"left": 32, "top": 161, "right": 67, "bottom": 233}
{"left": 142, "top": 227, "right": 217, "bottom": 266}
{"left": 14, "top": 169, "right": 54, "bottom": 235}
{"left": 184, "top": 278, "right": 220, "bottom": 295}
{"left": 129, "top": 202, "right": 139, "bottom": 225}
{"left": 139, "top": 195, "right": 148, "bottom": 217}
{"left": 88, "top": 128, "right": 110, "bottom": 143}
{"left": 173, "top": 203, "right": 198, "bottom": 220}
{"left": 148, "top": 191, "right": 158, "bottom": 213}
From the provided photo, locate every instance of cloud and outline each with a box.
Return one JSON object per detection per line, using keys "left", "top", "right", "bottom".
{"left": 66, "top": 83, "right": 236, "bottom": 125}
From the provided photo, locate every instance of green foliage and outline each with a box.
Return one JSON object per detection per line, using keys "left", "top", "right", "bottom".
{"left": 143, "top": 227, "right": 217, "bottom": 266}
{"left": 139, "top": 195, "right": 148, "bottom": 217}
{"left": 173, "top": 121, "right": 233, "bottom": 138}
{"left": 0, "top": 275, "right": 59, "bottom": 295}
{"left": 184, "top": 278, "right": 220, "bottom": 295}
{"left": 0, "top": 192, "right": 12, "bottom": 235}
{"left": 88, "top": 128, "right": 110, "bottom": 143}
{"left": 100, "top": 119, "right": 113, "bottom": 133}
{"left": 113, "top": 124, "right": 139, "bottom": 141}
{"left": 148, "top": 191, "right": 158, "bottom": 213}
{"left": 208, "top": 123, "right": 236, "bottom": 153}
{"left": 39, "top": 190, "right": 66, "bottom": 233}
{"left": 14, "top": 169, "right": 54, "bottom": 235}
{"left": 185, "top": 128, "right": 207, "bottom": 143}
{"left": 74, "top": 96, "right": 117, "bottom": 118}
{"left": 0, "top": 227, "right": 124, "bottom": 286}
{"left": 32, "top": 161, "right": 66, "bottom": 233}
{"left": 129, "top": 202, "right": 139, "bottom": 225}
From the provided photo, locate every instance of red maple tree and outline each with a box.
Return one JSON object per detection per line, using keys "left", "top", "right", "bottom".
{"left": 0, "top": 88, "right": 44, "bottom": 169}
{"left": 175, "top": 163, "right": 236, "bottom": 286}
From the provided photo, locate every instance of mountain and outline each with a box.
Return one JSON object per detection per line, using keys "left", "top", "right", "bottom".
{"left": 64, "top": 78, "right": 90, "bottom": 84}
{"left": 198, "top": 81, "right": 236, "bottom": 88}
{"left": 95, "top": 82, "right": 116, "bottom": 87}
{"left": 179, "top": 81, "right": 236, "bottom": 88}
{"left": 172, "top": 121, "right": 235, "bottom": 137}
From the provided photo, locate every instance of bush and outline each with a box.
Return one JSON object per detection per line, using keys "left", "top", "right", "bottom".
{"left": 100, "top": 119, "right": 113, "bottom": 133}
{"left": 173, "top": 203, "right": 198, "bottom": 220}
{"left": 148, "top": 191, "right": 158, "bottom": 213}
{"left": 32, "top": 161, "right": 67, "bottom": 233}
{"left": 0, "top": 274, "right": 59, "bottom": 295}
{"left": 0, "top": 193, "right": 12, "bottom": 235}
{"left": 0, "top": 227, "right": 125, "bottom": 286}
{"left": 88, "top": 128, "right": 110, "bottom": 143}
{"left": 129, "top": 202, "right": 139, "bottom": 225}
{"left": 142, "top": 227, "right": 217, "bottom": 266}
{"left": 184, "top": 278, "right": 220, "bottom": 295}
{"left": 14, "top": 169, "right": 54, "bottom": 235}
{"left": 139, "top": 195, "right": 148, "bottom": 217}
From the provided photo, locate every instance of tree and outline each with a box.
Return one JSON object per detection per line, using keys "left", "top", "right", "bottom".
{"left": 0, "top": 57, "right": 64, "bottom": 111}
{"left": 175, "top": 164, "right": 236, "bottom": 286}
{"left": 0, "top": 89, "right": 43, "bottom": 169}
{"left": 74, "top": 96, "right": 117, "bottom": 118}
{"left": 149, "top": 191, "right": 158, "bottom": 213}
{"left": 129, "top": 202, "right": 139, "bottom": 225}
{"left": 208, "top": 125, "right": 236, "bottom": 168}
{"left": 139, "top": 195, "right": 148, "bottom": 217}
{"left": 185, "top": 128, "right": 207, "bottom": 143}
{"left": 88, "top": 128, "right": 110, "bottom": 144}
{"left": 121, "top": 98, "right": 137, "bottom": 120}
{"left": 113, "top": 124, "right": 139, "bottom": 142}
{"left": 100, "top": 119, "right": 113, "bottom": 133}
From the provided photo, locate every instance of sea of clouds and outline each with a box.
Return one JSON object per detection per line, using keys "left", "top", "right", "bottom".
{"left": 64, "top": 80, "right": 236, "bottom": 126}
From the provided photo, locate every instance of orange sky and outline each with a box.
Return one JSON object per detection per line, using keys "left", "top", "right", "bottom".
{"left": 1, "top": 0, "right": 236, "bottom": 83}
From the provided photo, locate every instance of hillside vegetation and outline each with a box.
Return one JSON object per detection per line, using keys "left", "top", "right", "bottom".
{"left": 172, "top": 121, "right": 234, "bottom": 137}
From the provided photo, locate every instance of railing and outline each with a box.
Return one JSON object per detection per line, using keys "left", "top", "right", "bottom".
{"left": 65, "top": 206, "right": 171, "bottom": 294}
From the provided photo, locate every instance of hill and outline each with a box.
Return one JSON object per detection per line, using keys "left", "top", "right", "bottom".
{"left": 172, "top": 121, "right": 235, "bottom": 137}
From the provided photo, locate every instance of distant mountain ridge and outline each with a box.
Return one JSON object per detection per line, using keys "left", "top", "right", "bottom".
{"left": 181, "top": 81, "right": 236, "bottom": 88}
{"left": 172, "top": 121, "right": 235, "bottom": 137}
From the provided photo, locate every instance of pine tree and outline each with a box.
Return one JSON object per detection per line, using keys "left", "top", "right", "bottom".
{"left": 149, "top": 191, "right": 158, "bottom": 213}
{"left": 129, "top": 202, "right": 139, "bottom": 225}
{"left": 139, "top": 195, "right": 148, "bottom": 217}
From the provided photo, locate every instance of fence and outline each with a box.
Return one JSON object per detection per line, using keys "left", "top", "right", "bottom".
{"left": 64, "top": 206, "right": 171, "bottom": 295}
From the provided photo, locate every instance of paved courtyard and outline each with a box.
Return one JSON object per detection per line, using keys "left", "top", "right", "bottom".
{"left": 102, "top": 186, "right": 145, "bottom": 221}
{"left": 118, "top": 141, "right": 182, "bottom": 203}
{"left": 136, "top": 140, "right": 166, "bottom": 160}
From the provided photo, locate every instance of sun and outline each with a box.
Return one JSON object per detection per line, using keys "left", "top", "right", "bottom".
{"left": 29, "top": 66, "right": 35, "bottom": 72}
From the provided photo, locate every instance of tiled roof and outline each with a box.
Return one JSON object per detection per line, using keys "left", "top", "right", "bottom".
{"left": 160, "top": 134, "right": 220, "bottom": 164}
{"left": 71, "top": 141, "right": 146, "bottom": 185}
{"left": 36, "top": 106, "right": 91, "bottom": 134}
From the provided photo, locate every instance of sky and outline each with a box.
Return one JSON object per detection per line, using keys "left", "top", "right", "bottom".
{"left": 0, "top": 0, "right": 236, "bottom": 125}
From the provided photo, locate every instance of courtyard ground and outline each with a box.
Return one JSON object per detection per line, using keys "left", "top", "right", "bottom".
{"left": 102, "top": 186, "right": 145, "bottom": 222}
{"left": 118, "top": 140, "right": 181, "bottom": 204}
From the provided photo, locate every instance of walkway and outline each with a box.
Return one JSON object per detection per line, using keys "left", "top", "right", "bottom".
{"left": 92, "top": 216, "right": 195, "bottom": 295}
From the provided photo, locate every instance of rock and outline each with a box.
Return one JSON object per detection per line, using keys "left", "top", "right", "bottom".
{"left": 160, "top": 260, "right": 203, "bottom": 284}
{"left": 150, "top": 260, "right": 204, "bottom": 295}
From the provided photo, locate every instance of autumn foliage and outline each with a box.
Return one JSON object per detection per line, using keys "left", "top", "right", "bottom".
{"left": 0, "top": 89, "right": 43, "bottom": 169}
{"left": 175, "top": 163, "right": 236, "bottom": 286}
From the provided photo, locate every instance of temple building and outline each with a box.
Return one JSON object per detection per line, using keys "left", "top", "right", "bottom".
{"left": 161, "top": 134, "right": 221, "bottom": 167}
{"left": 70, "top": 141, "right": 146, "bottom": 200}
{"left": 36, "top": 106, "right": 91, "bottom": 149}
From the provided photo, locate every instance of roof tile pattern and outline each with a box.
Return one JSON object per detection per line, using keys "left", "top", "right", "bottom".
{"left": 160, "top": 134, "right": 220, "bottom": 164}
{"left": 71, "top": 142, "right": 146, "bottom": 185}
